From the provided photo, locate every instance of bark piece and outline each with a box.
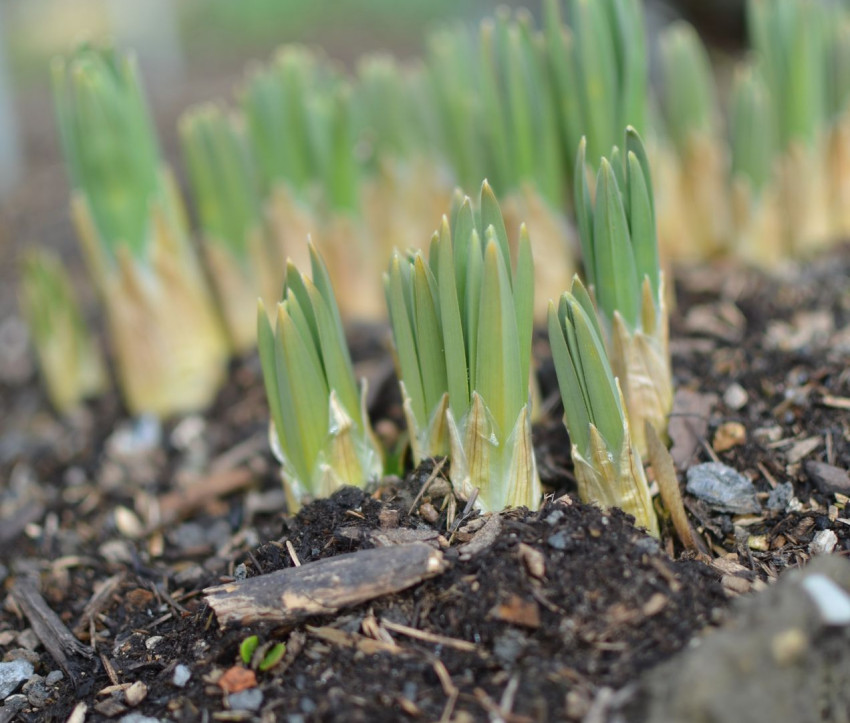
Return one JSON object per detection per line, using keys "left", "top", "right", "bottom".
{"left": 204, "top": 543, "right": 447, "bottom": 627}
{"left": 10, "top": 577, "right": 93, "bottom": 684}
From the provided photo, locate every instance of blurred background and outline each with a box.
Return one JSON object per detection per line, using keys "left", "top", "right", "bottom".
{"left": 0, "top": 0, "right": 747, "bottom": 375}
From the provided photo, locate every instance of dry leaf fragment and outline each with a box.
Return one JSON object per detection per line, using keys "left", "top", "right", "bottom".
{"left": 217, "top": 666, "right": 256, "bottom": 694}
{"left": 489, "top": 595, "right": 541, "bottom": 628}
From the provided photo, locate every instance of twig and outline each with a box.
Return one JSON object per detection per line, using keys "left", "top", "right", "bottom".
{"left": 10, "top": 576, "right": 93, "bottom": 684}
{"left": 285, "top": 540, "right": 301, "bottom": 567}
{"left": 380, "top": 619, "right": 477, "bottom": 652}
{"left": 432, "top": 659, "right": 459, "bottom": 723}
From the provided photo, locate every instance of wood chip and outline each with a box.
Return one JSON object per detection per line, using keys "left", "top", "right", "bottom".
{"left": 820, "top": 394, "right": 850, "bottom": 411}
{"left": 457, "top": 513, "right": 502, "bottom": 560}
{"left": 517, "top": 543, "right": 545, "bottom": 579}
{"left": 786, "top": 436, "right": 822, "bottom": 465}
{"left": 204, "top": 543, "right": 447, "bottom": 627}
{"left": 488, "top": 595, "right": 541, "bottom": 629}
{"left": 10, "top": 577, "right": 93, "bottom": 683}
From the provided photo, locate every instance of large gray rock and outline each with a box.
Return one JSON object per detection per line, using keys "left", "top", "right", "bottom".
{"left": 622, "top": 556, "right": 850, "bottom": 723}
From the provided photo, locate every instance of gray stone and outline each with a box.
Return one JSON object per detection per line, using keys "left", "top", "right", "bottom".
{"left": 623, "top": 556, "right": 850, "bottom": 723}
{"left": 0, "top": 659, "right": 33, "bottom": 698}
{"left": 228, "top": 688, "right": 264, "bottom": 711}
{"left": 172, "top": 664, "right": 191, "bottom": 688}
{"left": 805, "top": 461, "right": 850, "bottom": 496}
{"left": 766, "top": 481, "right": 794, "bottom": 512}
{"left": 3, "top": 694, "right": 27, "bottom": 714}
{"left": 23, "top": 675, "right": 50, "bottom": 708}
{"left": 686, "top": 462, "right": 760, "bottom": 514}
{"left": 118, "top": 715, "right": 162, "bottom": 723}
{"left": 547, "top": 531, "right": 570, "bottom": 550}
{"left": 45, "top": 670, "right": 64, "bottom": 686}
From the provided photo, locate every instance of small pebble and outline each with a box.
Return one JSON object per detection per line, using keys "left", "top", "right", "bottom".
{"left": 766, "top": 482, "right": 794, "bottom": 512}
{"left": 234, "top": 563, "right": 249, "bottom": 581}
{"left": 144, "top": 636, "right": 163, "bottom": 651}
{"left": 547, "top": 531, "right": 569, "bottom": 550}
{"left": 107, "top": 415, "right": 161, "bottom": 458}
{"left": 809, "top": 529, "right": 838, "bottom": 556}
{"left": 172, "top": 664, "right": 191, "bottom": 688}
{"left": 45, "top": 670, "right": 64, "bottom": 686}
{"left": 118, "top": 715, "right": 162, "bottom": 723}
{"left": 0, "top": 659, "right": 34, "bottom": 697}
{"left": 686, "top": 462, "right": 760, "bottom": 514}
{"left": 3, "top": 694, "right": 28, "bottom": 714}
{"left": 115, "top": 506, "right": 145, "bottom": 539}
{"left": 125, "top": 680, "right": 148, "bottom": 706}
{"left": 229, "top": 688, "right": 264, "bottom": 711}
{"left": 723, "top": 383, "right": 749, "bottom": 410}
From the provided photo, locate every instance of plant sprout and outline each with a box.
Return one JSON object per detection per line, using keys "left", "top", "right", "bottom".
{"left": 574, "top": 128, "right": 672, "bottom": 457}
{"left": 656, "top": 21, "right": 730, "bottom": 261}
{"left": 747, "top": 0, "right": 831, "bottom": 251}
{"left": 180, "top": 103, "right": 281, "bottom": 351}
{"left": 258, "top": 242, "right": 383, "bottom": 510}
{"left": 728, "top": 64, "right": 784, "bottom": 266}
{"left": 52, "top": 44, "right": 229, "bottom": 417}
{"left": 424, "top": 12, "right": 574, "bottom": 319}
{"left": 19, "top": 249, "right": 107, "bottom": 414}
{"left": 548, "top": 279, "right": 658, "bottom": 536}
{"left": 384, "top": 181, "right": 540, "bottom": 512}
{"left": 543, "top": 0, "right": 648, "bottom": 182}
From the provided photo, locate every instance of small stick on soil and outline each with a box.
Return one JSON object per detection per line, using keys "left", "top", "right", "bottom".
{"left": 10, "top": 577, "right": 94, "bottom": 683}
{"left": 285, "top": 540, "right": 301, "bottom": 567}
{"left": 757, "top": 462, "right": 779, "bottom": 490}
{"left": 432, "top": 659, "right": 459, "bottom": 723}
{"left": 204, "top": 543, "right": 447, "bottom": 627}
{"left": 380, "top": 619, "right": 478, "bottom": 652}
{"left": 474, "top": 686, "right": 534, "bottom": 723}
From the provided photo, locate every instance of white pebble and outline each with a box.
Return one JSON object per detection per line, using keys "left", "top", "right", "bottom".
{"left": 801, "top": 573, "right": 850, "bottom": 625}
{"left": 172, "top": 664, "right": 191, "bottom": 688}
